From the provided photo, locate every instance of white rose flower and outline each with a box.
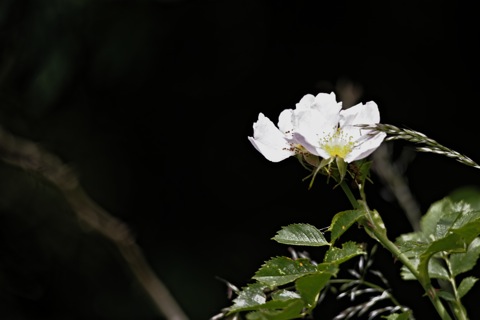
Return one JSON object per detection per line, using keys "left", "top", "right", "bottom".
{"left": 248, "top": 92, "right": 386, "bottom": 163}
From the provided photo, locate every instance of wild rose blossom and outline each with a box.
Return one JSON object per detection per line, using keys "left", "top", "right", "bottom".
{"left": 248, "top": 92, "right": 386, "bottom": 163}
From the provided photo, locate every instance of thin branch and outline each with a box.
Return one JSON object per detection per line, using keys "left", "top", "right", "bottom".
{"left": 0, "top": 126, "right": 189, "bottom": 320}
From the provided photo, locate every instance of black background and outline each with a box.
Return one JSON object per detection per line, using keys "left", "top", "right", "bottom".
{"left": 1, "top": 1, "right": 479, "bottom": 319}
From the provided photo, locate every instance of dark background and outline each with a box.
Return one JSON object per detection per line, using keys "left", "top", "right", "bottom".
{"left": 1, "top": 1, "right": 479, "bottom": 319}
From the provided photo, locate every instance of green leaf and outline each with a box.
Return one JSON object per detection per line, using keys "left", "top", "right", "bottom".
{"left": 296, "top": 273, "right": 332, "bottom": 311}
{"left": 228, "top": 283, "right": 269, "bottom": 313}
{"left": 245, "top": 299, "right": 305, "bottom": 320}
{"left": 451, "top": 217, "right": 480, "bottom": 244}
{"left": 457, "top": 276, "right": 478, "bottom": 299}
{"left": 437, "top": 290, "right": 456, "bottom": 302}
{"left": 397, "top": 196, "right": 480, "bottom": 281}
{"left": 417, "top": 234, "right": 467, "bottom": 280}
{"left": 272, "top": 223, "right": 329, "bottom": 247}
{"left": 329, "top": 209, "right": 365, "bottom": 244}
{"left": 420, "top": 198, "right": 453, "bottom": 236}
{"left": 324, "top": 241, "right": 365, "bottom": 264}
{"left": 316, "top": 262, "right": 339, "bottom": 275}
{"left": 395, "top": 233, "right": 428, "bottom": 259}
{"left": 400, "top": 257, "right": 449, "bottom": 280}
{"left": 253, "top": 257, "right": 318, "bottom": 286}
{"left": 450, "top": 237, "right": 480, "bottom": 276}
{"left": 423, "top": 233, "right": 467, "bottom": 256}
{"left": 271, "top": 290, "right": 301, "bottom": 301}
{"left": 420, "top": 197, "right": 480, "bottom": 242}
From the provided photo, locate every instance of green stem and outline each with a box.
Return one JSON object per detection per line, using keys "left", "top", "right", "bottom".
{"left": 339, "top": 180, "right": 453, "bottom": 320}
{"left": 339, "top": 181, "right": 360, "bottom": 209}
{"left": 443, "top": 255, "right": 468, "bottom": 320}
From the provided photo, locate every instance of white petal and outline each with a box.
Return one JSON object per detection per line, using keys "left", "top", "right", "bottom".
{"left": 278, "top": 109, "right": 294, "bottom": 138}
{"left": 295, "top": 94, "right": 316, "bottom": 110}
{"left": 292, "top": 109, "right": 338, "bottom": 159}
{"left": 294, "top": 109, "right": 338, "bottom": 144}
{"left": 293, "top": 132, "right": 331, "bottom": 159}
{"left": 344, "top": 132, "right": 387, "bottom": 162}
{"left": 340, "top": 101, "right": 380, "bottom": 127}
{"left": 248, "top": 113, "right": 294, "bottom": 162}
{"left": 312, "top": 92, "right": 343, "bottom": 116}
{"left": 340, "top": 124, "right": 364, "bottom": 141}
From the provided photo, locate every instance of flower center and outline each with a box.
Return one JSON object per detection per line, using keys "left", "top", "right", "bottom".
{"left": 321, "top": 128, "right": 354, "bottom": 159}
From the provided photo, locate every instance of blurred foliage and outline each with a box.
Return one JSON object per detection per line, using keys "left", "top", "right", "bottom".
{"left": 0, "top": 1, "right": 184, "bottom": 319}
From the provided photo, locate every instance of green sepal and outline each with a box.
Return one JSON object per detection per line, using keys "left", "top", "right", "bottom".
{"left": 335, "top": 156, "right": 347, "bottom": 184}
{"left": 307, "top": 157, "right": 333, "bottom": 189}
{"left": 302, "top": 153, "right": 320, "bottom": 168}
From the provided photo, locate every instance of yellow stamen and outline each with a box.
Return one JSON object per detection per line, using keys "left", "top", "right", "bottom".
{"left": 321, "top": 128, "right": 354, "bottom": 159}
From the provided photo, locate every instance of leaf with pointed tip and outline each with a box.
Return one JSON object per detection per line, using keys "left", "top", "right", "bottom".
{"left": 329, "top": 209, "right": 365, "bottom": 244}
{"left": 272, "top": 223, "right": 329, "bottom": 247}
{"left": 253, "top": 257, "right": 317, "bottom": 287}
{"left": 228, "top": 283, "right": 269, "bottom": 313}
{"left": 437, "top": 290, "right": 455, "bottom": 302}
{"left": 457, "top": 276, "right": 478, "bottom": 299}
